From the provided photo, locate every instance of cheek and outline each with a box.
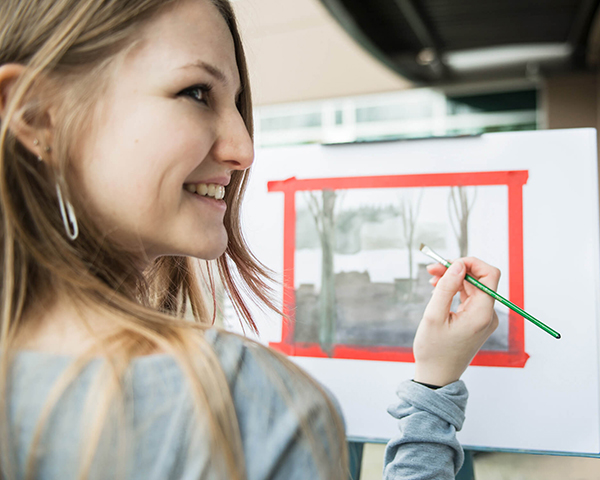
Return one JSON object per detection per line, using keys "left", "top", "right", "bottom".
{"left": 104, "top": 103, "right": 206, "bottom": 173}
{"left": 76, "top": 99, "right": 214, "bottom": 228}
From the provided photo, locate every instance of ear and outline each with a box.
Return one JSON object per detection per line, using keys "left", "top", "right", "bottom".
{"left": 0, "top": 63, "right": 54, "bottom": 161}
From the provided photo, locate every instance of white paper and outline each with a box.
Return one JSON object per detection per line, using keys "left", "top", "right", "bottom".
{"left": 232, "top": 129, "right": 600, "bottom": 454}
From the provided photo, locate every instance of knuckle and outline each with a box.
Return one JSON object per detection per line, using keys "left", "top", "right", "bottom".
{"left": 420, "top": 313, "right": 437, "bottom": 327}
{"left": 468, "top": 324, "right": 485, "bottom": 336}
{"left": 471, "top": 311, "right": 498, "bottom": 335}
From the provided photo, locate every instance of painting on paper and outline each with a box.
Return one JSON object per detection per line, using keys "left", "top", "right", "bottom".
{"left": 268, "top": 171, "right": 529, "bottom": 367}
{"left": 294, "top": 185, "right": 509, "bottom": 348}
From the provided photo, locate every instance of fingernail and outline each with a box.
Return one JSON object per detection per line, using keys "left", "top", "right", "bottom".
{"left": 448, "top": 261, "right": 464, "bottom": 275}
{"left": 428, "top": 277, "right": 435, "bottom": 285}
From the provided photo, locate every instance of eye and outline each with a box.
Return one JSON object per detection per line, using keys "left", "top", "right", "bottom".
{"left": 179, "top": 84, "right": 213, "bottom": 105}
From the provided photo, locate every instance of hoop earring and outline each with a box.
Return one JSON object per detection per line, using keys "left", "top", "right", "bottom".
{"left": 56, "top": 182, "right": 79, "bottom": 241}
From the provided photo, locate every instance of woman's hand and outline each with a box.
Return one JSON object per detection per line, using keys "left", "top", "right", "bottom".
{"left": 413, "top": 257, "right": 500, "bottom": 387}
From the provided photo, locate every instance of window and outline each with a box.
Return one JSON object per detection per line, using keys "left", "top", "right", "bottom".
{"left": 254, "top": 86, "right": 538, "bottom": 147}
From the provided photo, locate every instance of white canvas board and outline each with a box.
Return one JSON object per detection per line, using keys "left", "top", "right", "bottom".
{"left": 229, "top": 128, "right": 600, "bottom": 453}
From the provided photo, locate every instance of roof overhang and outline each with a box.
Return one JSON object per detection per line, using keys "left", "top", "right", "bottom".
{"left": 318, "top": 0, "right": 600, "bottom": 85}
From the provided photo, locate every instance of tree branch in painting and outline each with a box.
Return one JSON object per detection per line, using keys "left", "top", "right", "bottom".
{"left": 448, "top": 186, "right": 477, "bottom": 257}
{"left": 398, "top": 189, "right": 423, "bottom": 301}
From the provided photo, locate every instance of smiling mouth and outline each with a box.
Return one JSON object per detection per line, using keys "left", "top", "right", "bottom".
{"left": 184, "top": 183, "right": 225, "bottom": 200}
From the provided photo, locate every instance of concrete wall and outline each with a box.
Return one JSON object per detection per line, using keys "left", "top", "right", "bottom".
{"left": 542, "top": 73, "right": 598, "bottom": 130}
{"left": 232, "top": 0, "right": 410, "bottom": 106}
{"left": 541, "top": 71, "right": 600, "bottom": 195}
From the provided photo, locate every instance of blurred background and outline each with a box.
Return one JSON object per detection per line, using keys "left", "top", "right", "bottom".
{"left": 229, "top": 0, "right": 600, "bottom": 478}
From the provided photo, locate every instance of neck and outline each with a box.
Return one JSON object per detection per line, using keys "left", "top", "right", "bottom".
{"left": 13, "top": 290, "right": 123, "bottom": 355}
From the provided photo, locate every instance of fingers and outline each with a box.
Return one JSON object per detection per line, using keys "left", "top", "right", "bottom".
{"left": 426, "top": 257, "right": 500, "bottom": 320}
{"left": 422, "top": 259, "right": 466, "bottom": 323}
{"left": 426, "top": 263, "right": 447, "bottom": 277}
{"left": 460, "top": 257, "right": 501, "bottom": 290}
{"left": 426, "top": 257, "right": 501, "bottom": 291}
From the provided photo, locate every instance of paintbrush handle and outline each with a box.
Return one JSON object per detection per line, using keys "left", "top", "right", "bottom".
{"left": 463, "top": 274, "right": 561, "bottom": 339}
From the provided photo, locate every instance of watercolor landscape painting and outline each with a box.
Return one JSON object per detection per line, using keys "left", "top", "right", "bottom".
{"left": 268, "top": 171, "right": 528, "bottom": 367}
{"left": 293, "top": 184, "right": 509, "bottom": 353}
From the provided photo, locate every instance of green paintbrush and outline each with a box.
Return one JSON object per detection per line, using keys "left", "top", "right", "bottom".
{"left": 419, "top": 243, "right": 561, "bottom": 340}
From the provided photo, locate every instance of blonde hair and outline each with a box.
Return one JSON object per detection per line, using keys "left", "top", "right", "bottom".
{"left": 0, "top": 0, "right": 348, "bottom": 478}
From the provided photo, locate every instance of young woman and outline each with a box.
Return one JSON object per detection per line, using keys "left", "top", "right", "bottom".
{"left": 0, "top": 0, "right": 500, "bottom": 478}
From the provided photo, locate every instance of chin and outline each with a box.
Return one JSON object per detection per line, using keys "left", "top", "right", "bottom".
{"left": 188, "top": 235, "right": 229, "bottom": 261}
{"left": 196, "top": 248, "right": 227, "bottom": 261}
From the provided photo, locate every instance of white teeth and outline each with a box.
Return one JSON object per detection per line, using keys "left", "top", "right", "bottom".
{"left": 185, "top": 182, "right": 225, "bottom": 200}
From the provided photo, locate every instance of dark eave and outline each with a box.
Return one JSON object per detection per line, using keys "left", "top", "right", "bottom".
{"left": 318, "top": 0, "right": 600, "bottom": 85}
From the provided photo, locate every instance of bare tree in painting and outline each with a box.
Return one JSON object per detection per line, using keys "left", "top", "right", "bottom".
{"left": 306, "top": 190, "right": 337, "bottom": 356}
{"left": 448, "top": 187, "right": 477, "bottom": 257}
{"left": 398, "top": 189, "right": 423, "bottom": 301}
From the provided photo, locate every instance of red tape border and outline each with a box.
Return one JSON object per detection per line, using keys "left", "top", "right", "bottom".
{"left": 268, "top": 171, "right": 530, "bottom": 368}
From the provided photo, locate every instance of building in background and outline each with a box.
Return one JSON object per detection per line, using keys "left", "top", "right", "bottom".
{"left": 232, "top": 0, "right": 600, "bottom": 149}
{"left": 255, "top": 85, "right": 537, "bottom": 147}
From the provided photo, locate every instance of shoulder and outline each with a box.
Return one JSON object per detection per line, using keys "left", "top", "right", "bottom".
{"left": 203, "top": 329, "right": 346, "bottom": 480}
{"left": 203, "top": 328, "right": 338, "bottom": 410}
{"left": 203, "top": 328, "right": 332, "bottom": 414}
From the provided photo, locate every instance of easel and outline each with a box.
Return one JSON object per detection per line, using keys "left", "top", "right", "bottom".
{"left": 346, "top": 442, "right": 476, "bottom": 479}
{"left": 348, "top": 443, "right": 600, "bottom": 479}
{"left": 346, "top": 437, "right": 475, "bottom": 479}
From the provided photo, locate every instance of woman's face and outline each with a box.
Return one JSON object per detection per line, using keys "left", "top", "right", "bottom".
{"left": 74, "top": 0, "right": 253, "bottom": 262}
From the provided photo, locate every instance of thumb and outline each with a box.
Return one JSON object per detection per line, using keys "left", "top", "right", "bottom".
{"left": 423, "top": 260, "right": 465, "bottom": 322}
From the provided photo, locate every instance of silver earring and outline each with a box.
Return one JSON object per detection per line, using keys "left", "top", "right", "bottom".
{"left": 56, "top": 182, "right": 79, "bottom": 241}
{"left": 45, "top": 146, "right": 51, "bottom": 153}
{"left": 33, "top": 139, "right": 43, "bottom": 161}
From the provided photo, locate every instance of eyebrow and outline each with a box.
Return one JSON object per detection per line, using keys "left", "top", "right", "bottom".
{"left": 179, "top": 60, "right": 242, "bottom": 96}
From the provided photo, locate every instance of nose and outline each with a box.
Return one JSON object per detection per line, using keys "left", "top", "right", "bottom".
{"left": 213, "top": 108, "right": 254, "bottom": 171}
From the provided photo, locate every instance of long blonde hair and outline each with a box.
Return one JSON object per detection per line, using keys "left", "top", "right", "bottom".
{"left": 0, "top": 0, "right": 348, "bottom": 478}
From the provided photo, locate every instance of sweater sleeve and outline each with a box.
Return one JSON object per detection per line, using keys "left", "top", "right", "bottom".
{"left": 383, "top": 380, "right": 468, "bottom": 480}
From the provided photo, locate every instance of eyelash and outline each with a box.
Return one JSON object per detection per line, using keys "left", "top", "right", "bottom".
{"left": 180, "top": 84, "right": 213, "bottom": 105}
